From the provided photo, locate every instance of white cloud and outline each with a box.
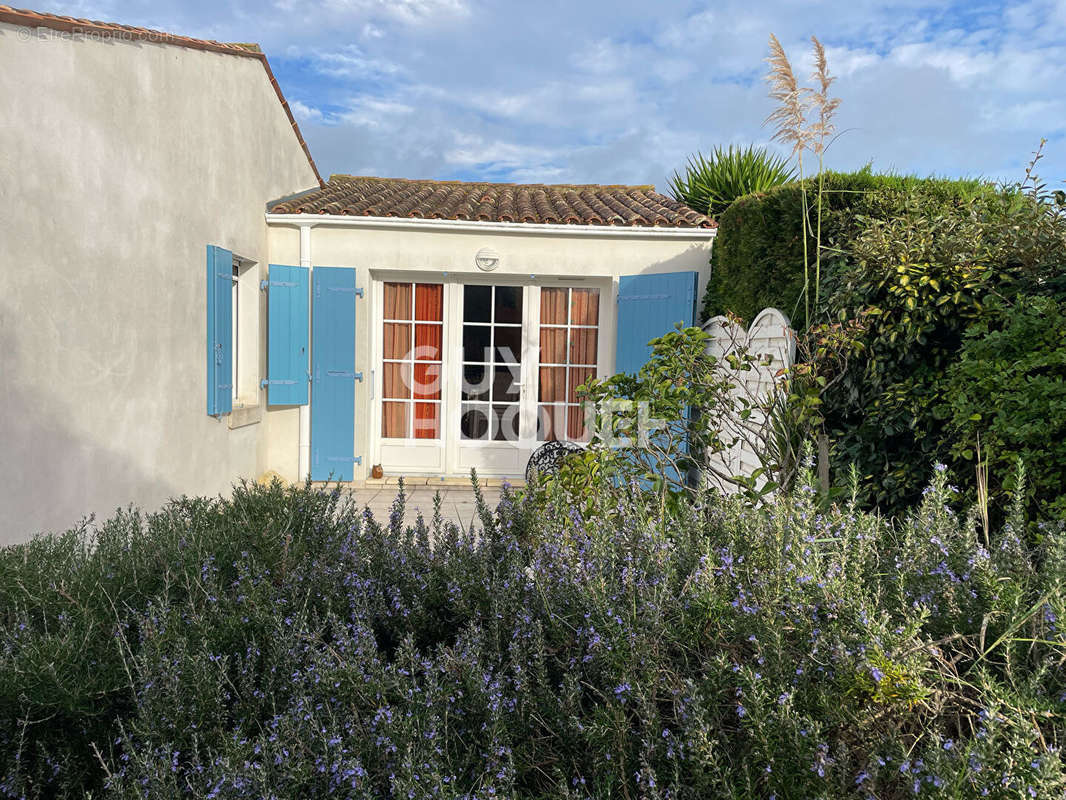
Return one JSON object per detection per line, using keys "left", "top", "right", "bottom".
{"left": 890, "top": 43, "right": 995, "bottom": 83}
{"left": 655, "top": 9, "right": 716, "bottom": 49}
{"left": 42, "top": 0, "right": 1065, "bottom": 188}
{"left": 825, "top": 46, "right": 882, "bottom": 79}
{"left": 338, "top": 96, "right": 416, "bottom": 127}
{"left": 321, "top": 0, "right": 468, "bottom": 24}
{"left": 311, "top": 45, "right": 401, "bottom": 79}
{"left": 289, "top": 99, "right": 326, "bottom": 123}
{"left": 444, "top": 133, "right": 560, "bottom": 171}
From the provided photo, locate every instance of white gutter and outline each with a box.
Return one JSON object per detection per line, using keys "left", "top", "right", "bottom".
{"left": 266, "top": 212, "right": 716, "bottom": 240}
{"left": 297, "top": 223, "right": 313, "bottom": 481}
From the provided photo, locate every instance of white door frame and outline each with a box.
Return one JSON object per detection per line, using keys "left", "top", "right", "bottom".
{"left": 448, "top": 277, "right": 535, "bottom": 477}
{"left": 369, "top": 270, "right": 612, "bottom": 478}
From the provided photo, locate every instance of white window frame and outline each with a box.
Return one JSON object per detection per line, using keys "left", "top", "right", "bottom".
{"left": 231, "top": 262, "right": 239, "bottom": 404}
{"left": 458, "top": 283, "right": 526, "bottom": 444}
{"left": 380, "top": 280, "right": 445, "bottom": 442}
{"left": 536, "top": 283, "right": 602, "bottom": 443}
{"left": 367, "top": 272, "right": 610, "bottom": 478}
{"left": 230, "top": 254, "right": 258, "bottom": 408}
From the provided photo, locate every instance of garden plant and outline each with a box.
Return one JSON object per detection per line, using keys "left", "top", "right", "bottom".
{"left": 1, "top": 466, "right": 1063, "bottom": 799}
{"left": 668, "top": 145, "right": 795, "bottom": 220}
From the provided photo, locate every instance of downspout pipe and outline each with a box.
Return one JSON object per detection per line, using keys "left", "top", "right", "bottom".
{"left": 298, "top": 223, "right": 313, "bottom": 481}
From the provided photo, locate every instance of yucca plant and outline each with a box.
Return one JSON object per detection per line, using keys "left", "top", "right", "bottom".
{"left": 668, "top": 144, "right": 795, "bottom": 219}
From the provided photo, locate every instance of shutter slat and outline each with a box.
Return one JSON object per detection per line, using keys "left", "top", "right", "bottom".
{"left": 310, "top": 267, "right": 359, "bottom": 481}
{"left": 265, "top": 264, "right": 310, "bottom": 405}
{"left": 206, "top": 245, "right": 233, "bottom": 416}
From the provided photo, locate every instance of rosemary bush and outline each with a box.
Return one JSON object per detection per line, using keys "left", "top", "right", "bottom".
{"left": 1, "top": 472, "right": 1063, "bottom": 799}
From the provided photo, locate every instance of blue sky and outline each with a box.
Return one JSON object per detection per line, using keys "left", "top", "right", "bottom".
{"left": 41, "top": 0, "right": 1066, "bottom": 192}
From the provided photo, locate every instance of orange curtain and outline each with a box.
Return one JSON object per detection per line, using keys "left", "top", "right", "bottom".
{"left": 536, "top": 287, "right": 601, "bottom": 442}
{"left": 539, "top": 367, "right": 565, "bottom": 402}
{"left": 382, "top": 402, "right": 408, "bottom": 438}
{"left": 382, "top": 283, "right": 443, "bottom": 441}
{"left": 415, "top": 283, "right": 443, "bottom": 321}
{"left": 541, "top": 287, "right": 567, "bottom": 324}
{"left": 569, "top": 329, "right": 598, "bottom": 366}
{"left": 567, "top": 405, "right": 588, "bottom": 441}
{"left": 539, "top": 328, "right": 567, "bottom": 364}
{"left": 571, "top": 288, "right": 600, "bottom": 325}
{"left": 412, "top": 363, "right": 440, "bottom": 399}
{"left": 383, "top": 363, "right": 409, "bottom": 399}
{"left": 383, "top": 323, "right": 410, "bottom": 360}
{"left": 413, "top": 402, "right": 439, "bottom": 439}
{"left": 384, "top": 283, "right": 412, "bottom": 320}
{"left": 414, "top": 324, "right": 442, "bottom": 361}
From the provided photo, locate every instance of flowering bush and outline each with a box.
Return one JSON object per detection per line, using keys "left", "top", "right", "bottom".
{"left": 0, "top": 472, "right": 1063, "bottom": 799}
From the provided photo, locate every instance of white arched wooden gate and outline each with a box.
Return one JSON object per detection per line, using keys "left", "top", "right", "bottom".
{"left": 702, "top": 308, "right": 795, "bottom": 494}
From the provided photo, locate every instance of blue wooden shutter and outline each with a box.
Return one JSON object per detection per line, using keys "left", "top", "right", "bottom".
{"left": 614, "top": 271, "right": 698, "bottom": 490}
{"left": 310, "top": 267, "right": 360, "bottom": 481}
{"left": 615, "top": 271, "right": 698, "bottom": 374}
{"left": 264, "top": 264, "right": 310, "bottom": 405}
{"left": 206, "top": 245, "right": 233, "bottom": 416}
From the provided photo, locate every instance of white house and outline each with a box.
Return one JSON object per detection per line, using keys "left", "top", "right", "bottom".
{"left": 0, "top": 7, "right": 715, "bottom": 544}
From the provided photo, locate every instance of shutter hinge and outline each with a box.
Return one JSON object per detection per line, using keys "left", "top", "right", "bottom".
{"left": 260, "top": 280, "right": 299, "bottom": 290}
{"left": 326, "top": 456, "right": 362, "bottom": 465}
{"left": 619, "top": 293, "right": 669, "bottom": 302}
{"left": 326, "top": 370, "right": 363, "bottom": 381}
{"left": 327, "top": 286, "right": 364, "bottom": 297}
{"left": 260, "top": 379, "right": 300, "bottom": 388}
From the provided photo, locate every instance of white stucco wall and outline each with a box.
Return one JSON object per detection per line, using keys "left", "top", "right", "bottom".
{"left": 263, "top": 220, "right": 714, "bottom": 482}
{"left": 0, "top": 23, "right": 319, "bottom": 544}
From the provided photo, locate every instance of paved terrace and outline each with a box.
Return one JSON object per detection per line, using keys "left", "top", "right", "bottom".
{"left": 310, "top": 477, "right": 521, "bottom": 531}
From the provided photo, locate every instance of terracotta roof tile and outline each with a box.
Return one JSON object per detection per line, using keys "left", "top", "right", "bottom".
{"left": 0, "top": 5, "right": 323, "bottom": 187}
{"left": 269, "top": 176, "right": 715, "bottom": 228}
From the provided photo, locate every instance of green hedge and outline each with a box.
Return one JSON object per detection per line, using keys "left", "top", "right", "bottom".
{"left": 704, "top": 169, "right": 995, "bottom": 327}
{"left": 820, "top": 190, "right": 1066, "bottom": 517}
{"left": 943, "top": 295, "right": 1066, "bottom": 520}
{"left": 702, "top": 169, "right": 1066, "bottom": 518}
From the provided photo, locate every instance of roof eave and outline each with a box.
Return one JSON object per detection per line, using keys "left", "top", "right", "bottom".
{"left": 265, "top": 212, "right": 718, "bottom": 239}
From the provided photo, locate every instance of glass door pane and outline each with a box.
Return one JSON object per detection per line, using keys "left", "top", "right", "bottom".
{"left": 382, "top": 281, "right": 443, "bottom": 439}
{"left": 460, "top": 284, "right": 523, "bottom": 442}
{"left": 538, "top": 286, "right": 600, "bottom": 442}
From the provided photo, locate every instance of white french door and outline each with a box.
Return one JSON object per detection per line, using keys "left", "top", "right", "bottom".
{"left": 374, "top": 276, "right": 605, "bottom": 478}
{"left": 377, "top": 280, "right": 447, "bottom": 473}
{"left": 451, "top": 282, "right": 536, "bottom": 475}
